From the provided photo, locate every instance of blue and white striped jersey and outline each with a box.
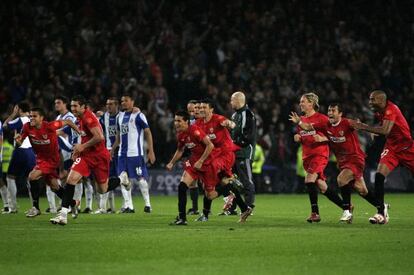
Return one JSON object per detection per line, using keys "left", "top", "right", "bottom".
{"left": 56, "top": 111, "right": 77, "bottom": 160}
{"left": 100, "top": 112, "right": 118, "bottom": 150}
{"left": 8, "top": 116, "right": 31, "bottom": 148}
{"left": 117, "top": 111, "right": 149, "bottom": 157}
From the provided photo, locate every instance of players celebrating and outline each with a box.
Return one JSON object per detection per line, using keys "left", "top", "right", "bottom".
{"left": 351, "top": 90, "right": 413, "bottom": 224}
{"left": 289, "top": 92, "right": 344, "bottom": 223}
{"left": 15, "top": 107, "right": 81, "bottom": 217}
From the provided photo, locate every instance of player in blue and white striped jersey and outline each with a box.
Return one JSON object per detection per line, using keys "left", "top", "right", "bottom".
{"left": 94, "top": 97, "right": 119, "bottom": 214}
{"left": 112, "top": 94, "right": 155, "bottom": 213}
{"left": 2, "top": 102, "right": 36, "bottom": 213}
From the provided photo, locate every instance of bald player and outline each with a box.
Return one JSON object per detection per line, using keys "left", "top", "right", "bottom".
{"left": 351, "top": 90, "right": 414, "bottom": 224}
{"left": 221, "top": 91, "right": 257, "bottom": 213}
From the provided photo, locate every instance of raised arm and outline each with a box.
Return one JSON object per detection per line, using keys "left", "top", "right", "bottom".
{"left": 349, "top": 119, "right": 394, "bottom": 136}
{"left": 289, "top": 112, "right": 314, "bottom": 131}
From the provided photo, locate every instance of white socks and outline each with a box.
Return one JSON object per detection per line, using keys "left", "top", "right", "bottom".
{"left": 137, "top": 178, "right": 151, "bottom": 207}
{"left": 99, "top": 192, "right": 108, "bottom": 210}
{"left": 73, "top": 183, "right": 83, "bottom": 201}
{"left": 6, "top": 177, "right": 17, "bottom": 210}
{"left": 121, "top": 185, "right": 133, "bottom": 209}
{"left": 108, "top": 191, "right": 115, "bottom": 210}
{"left": 46, "top": 185, "right": 57, "bottom": 211}
{"left": 84, "top": 179, "right": 94, "bottom": 209}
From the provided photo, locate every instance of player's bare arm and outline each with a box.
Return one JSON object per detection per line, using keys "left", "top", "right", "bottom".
{"left": 144, "top": 128, "right": 156, "bottom": 164}
{"left": 110, "top": 131, "right": 120, "bottom": 158}
{"left": 166, "top": 148, "right": 184, "bottom": 171}
{"left": 194, "top": 136, "right": 214, "bottom": 170}
{"left": 350, "top": 119, "right": 394, "bottom": 136}
{"left": 289, "top": 112, "right": 314, "bottom": 131}
{"left": 72, "top": 126, "right": 104, "bottom": 158}
{"left": 61, "top": 119, "right": 82, "bottom": 135}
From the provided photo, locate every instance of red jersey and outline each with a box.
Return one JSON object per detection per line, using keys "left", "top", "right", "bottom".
{"left": 177, "top": 124, "right": 212, "bottom": 166}
{"left": 196, "top": 114, "right": 238, "bottom": 154}
{"left": 298, "top": 112, "right": 329, "bottom": 159}
{"left": 325, "top": 118, "right": 365, "bottom": 163}
{"left": 78, "top": 109, "right": 107, "bottom": 154}
{"left": 376, "top": 101, "right": 413, "bottom": 152}
{"left": 21, "top": 121, "right": 63, "bottom": 165}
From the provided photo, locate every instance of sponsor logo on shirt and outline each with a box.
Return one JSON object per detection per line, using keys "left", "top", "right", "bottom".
{"left": 329, "top": 136, "right": 346, "bottom": 143}
{"left": 31, "top": 139, "right": 51, "bottom": 145}
{"left": 299, "top": 130, "right": 316, "bottom": 136}
{"left": 120, "top": 124, "right": 129, "bottom": 135}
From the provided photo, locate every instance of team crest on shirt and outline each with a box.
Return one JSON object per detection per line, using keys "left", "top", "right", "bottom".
{"left": 42, "top": 134, "right": 48, "bottom": 139}
{"left": 130, "top": 118, "right": 134, "bottom": 123}
{"left": 339, "top": 131, "right": 344, "bottom": 136}
{"left": 209, "top": 128, "right": 214, "bottom": 133}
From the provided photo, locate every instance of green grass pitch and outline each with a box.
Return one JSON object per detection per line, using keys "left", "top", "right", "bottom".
{"left": 0, "top": 194, "right": 413, "bottom": 275}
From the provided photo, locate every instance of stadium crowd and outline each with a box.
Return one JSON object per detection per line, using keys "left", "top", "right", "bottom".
{"left": 1, "top": 0, "right": 413, "bottom": 187}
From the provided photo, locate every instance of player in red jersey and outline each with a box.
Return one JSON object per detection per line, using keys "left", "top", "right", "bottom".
{"left": 310, "top": 103, "right": 379, "bottom": 223}
{"left": 167, "top": 111, "right": 252, "bottom": 225}
{"left": 350, "top": 90, "right": 412, "bottom": 224}
{"left": 289, "top": 92, "right": 343, "bottom": 223}
{"left": 50, "top": 95, "right": 121, "bottom": 225}
{"left": 196, "top": 99, "right": 245, "bottom": 218}
{"left": 15, "top": 107, "right": 81, "bottom": 218}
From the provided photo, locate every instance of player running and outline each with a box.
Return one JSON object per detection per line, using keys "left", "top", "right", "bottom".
{"left": 167, "top": 111, "right": 252, "bottom": 225}
{"left": 350, "top": 90, "right": 412, "bottom": 224}
{"left": 289, "top": 92, "right": 343, "bottom": 223}
{"left": 15, "top": 107, "right": 81, "bottom": 217}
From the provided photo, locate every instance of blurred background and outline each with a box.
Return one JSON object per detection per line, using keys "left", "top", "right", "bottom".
{"left": 1, "top": 0, "right": 413, "bottom": 193}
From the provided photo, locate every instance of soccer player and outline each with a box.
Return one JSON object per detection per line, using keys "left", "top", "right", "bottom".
{"left": 350, "top": 90, "right": 411, "bottom": 224}
{"left": 299, "top": 103, "right": 379, "bottom": 223}
{"left": 15, "top": 108, "right": 81, "bottom": 217}
{"left": 195, "top": 99, "right": 245, "bottom": 220}
{"left": 95, "top": 97, "right": 119, "bottom": 214}
{"left": 185, "top": 99, "right": 200, "bottom": 215}
{"left": 167, "top": 111, "right": 252, "bottom": 225}
{"left": 50, "top": 95, "right": 122, "bottom": 225}
{"left": 289, "top": 92, "right": 343, "bottom": 223}
{"left": 112, "top": 94, "right": 155, "bottom": 213}
{"left": 3, "top": 102, "right": 36, "bottom": 214}
{"left": 225, "top": 91, "right": 257, "bottom": 210}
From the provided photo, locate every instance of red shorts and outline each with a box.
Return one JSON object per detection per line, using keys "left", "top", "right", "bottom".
{"left": 212, "top": 150, "right": 235, "bottom": 177}
{"left": 338, "top": 156, "right": 365, "bottom": 180}
{"left": 303, "top": 155, "right": 328, "bottom": 181}
{"left": 184, "top": 161, "right": 219, "bottom": 193}
{"left": 379, "top": 145, "right": 414, "bottom": 173}
{"left": 35, "top": 159, "right": 59, "bottom": 182}
{"left": 71, "top": 150, "right": 110, "bottom": 183}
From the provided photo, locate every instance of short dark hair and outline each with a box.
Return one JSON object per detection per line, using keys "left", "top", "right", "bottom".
{"left": 328, "top": 102, "right": 343, "bottom": 113}
{"left": 72, "top": 95, "right": 87, "bottom": 107}
{"left": 175, "top": 110, "right": 190, "bottom": 122}
{"left": 55, "top": 95, "right": 69, "bottom": 104}
{"left": 188, "top": 99, "right": 199, "bottom": 104}
{"left": 107, "top": 97, "right": 119, "bottom": 104}
{"left": 18, "top": 101, "right": 30, "bottom": 112}
{"left": 199, "top": 98, "right": 215, "bottom": 109}
{"left": 31, "top": 107, "right": 45, "bottom": 117}
{"left": 121, "top": 94, "right": 134, "bottom": 100}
